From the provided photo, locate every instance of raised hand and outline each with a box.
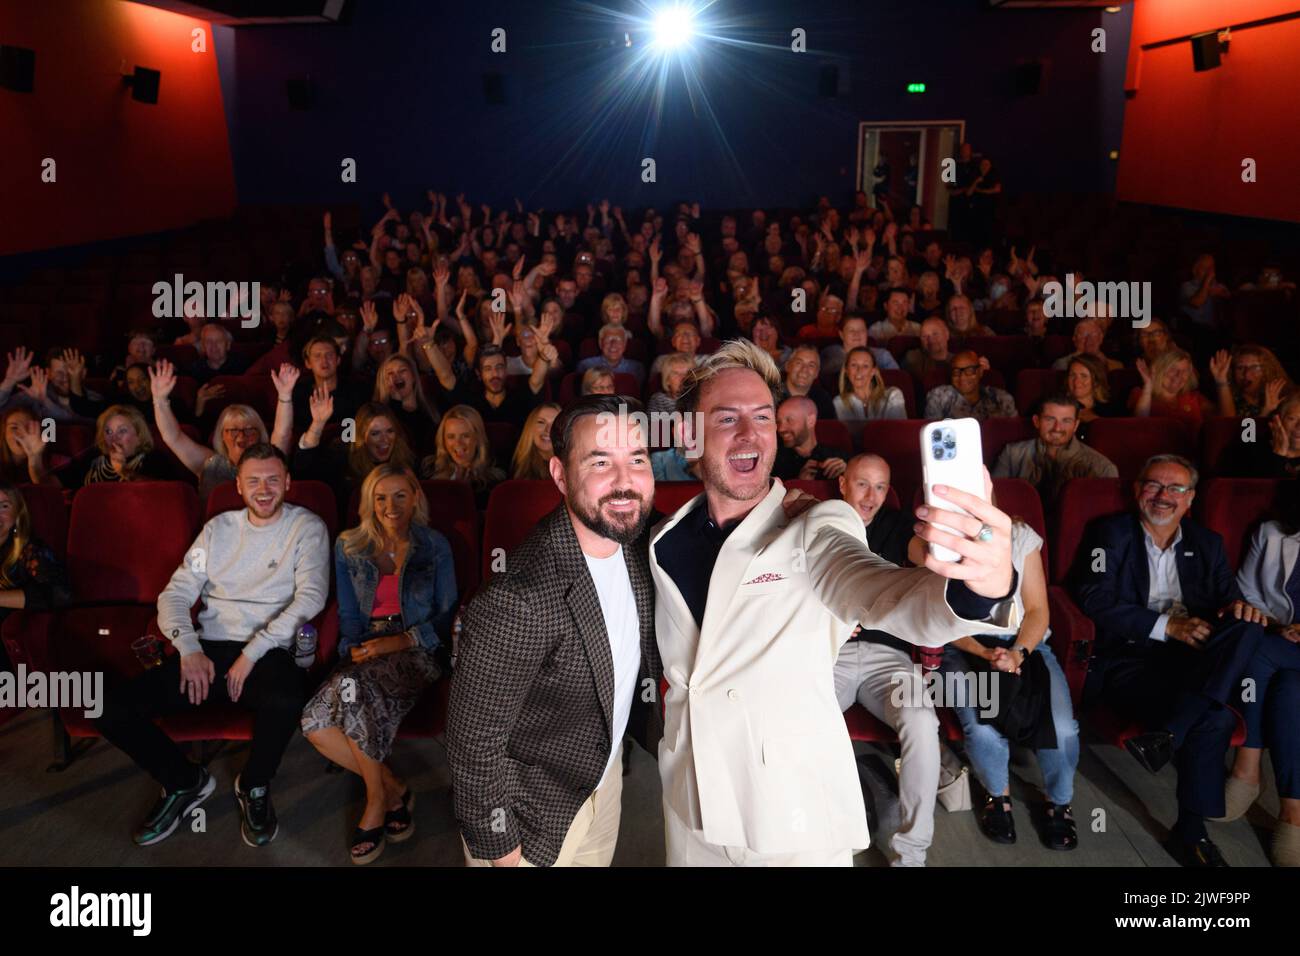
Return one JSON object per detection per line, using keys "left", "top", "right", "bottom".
{"left": 149, "top": 359, "right": 177, "bottom": 400}
{"left": 649, "top": 236, "right": 662, "bottom": 263}
{"left": 361, "top": 300, "right": 379, "bottom": 332}
{"left": 194, "top": 382, "right": 226, "bottom": 416}
{"left": 309, "top": 385, "right": 334, "bottom": 426}
{"left": 3, "top": 346, "right": 34, "bottom": 390}
{"left": 855, "top": 247, "right": 870, "bottom": 273}
{"left": 323, "top": 211, "right": 332, "bottom": 231}
{"left": 537, "top": 310, "right": 557, "bottom": 343}
{"left": 1209, "top": 349, "right": 1232, "bottom": 385}
{"left": 432, "top": 258, "right": 450, "bottom": 287}
{"left": 512, "top": 254, "right": 526, "bottom": 281}
{"left": 17, "top": 366, "right": 49, "bottom": 405}
{"left": 13, "top": 417, "right": 46, "bottom": 458}
{"left": 1135, "top": 357, "right": 1152, "bottom": 387}
{"left": 652, "top": 277, "right": 669, "bottom": 300}
{"left": 271, "top": 363, "right": 300, "bottom": 401}
{"left": 1261, "top": 378, "right": 1286, "bottom": 417}
{"left": 1269, "top": 413, "right": 1293, "bottom": 457}
{"left": 382, "top": 192, "right": 393, "bottom": 210}
{"left": 913, "top": 467, "right": 1015, "bottom": 600}
{"left": 455, "top": 290, "right": 468, "bottom": 321}
{"left": 487, "top": 310, "right": 512, "bottom": 346}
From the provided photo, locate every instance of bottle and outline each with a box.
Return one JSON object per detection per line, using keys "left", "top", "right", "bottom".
{"left": 294, "top": 623, "right": 318, "bottom": 669}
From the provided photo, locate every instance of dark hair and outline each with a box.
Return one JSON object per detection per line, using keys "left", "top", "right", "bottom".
{"left": 476, "top": 344, "right": 505, "bottom": 370}
{"left": 236, "top": 442, "right": 288, "bottom": 471}
{"left": 1035, "top": 392, "right": 1081, "bottom": 416}
{"left": 550, "top": 395, "right": 646, "bottom": 466}
{"left": 885, "top": 287, "right": 911, "bottom": 302}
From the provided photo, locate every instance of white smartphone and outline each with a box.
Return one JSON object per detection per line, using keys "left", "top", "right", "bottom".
{"left": 919, "top": 418, "right": 986, "bottom": 563}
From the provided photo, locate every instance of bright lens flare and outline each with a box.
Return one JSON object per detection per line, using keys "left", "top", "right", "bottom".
{"left": 652, "top": 6, "right": 694, "bottom": 50}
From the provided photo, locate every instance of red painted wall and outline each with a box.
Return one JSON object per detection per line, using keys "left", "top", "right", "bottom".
{"left": 0, "top": 0, "right": 235, "bottom": 256}
{"left": 1118, "top": 0, "right": 1300, "bottom": 222}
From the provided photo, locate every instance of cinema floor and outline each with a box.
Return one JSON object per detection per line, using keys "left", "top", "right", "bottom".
{"left": 0, "top": 708, "right": 1280, "bottom": 867}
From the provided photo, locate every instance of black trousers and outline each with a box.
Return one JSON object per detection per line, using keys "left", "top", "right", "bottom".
{"left": 95, "top": 639, "right": 304, "bottom": 792}
{"left": 1099, "top": 619, "right": 1264, "bottom": 817}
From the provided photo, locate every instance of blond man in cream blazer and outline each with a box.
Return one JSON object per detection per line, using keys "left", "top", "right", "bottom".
{"left": 650, "top": 339, "right": 1019, "bottom": 866}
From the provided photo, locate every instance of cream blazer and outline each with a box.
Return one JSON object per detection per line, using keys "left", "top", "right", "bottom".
{"left": 649, "top": 478, "right": 1016, "bottom": 855}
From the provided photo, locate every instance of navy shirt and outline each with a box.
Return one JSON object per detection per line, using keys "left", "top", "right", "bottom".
{"left": 1286, "top": 559, "right": 1300, "bottom": 626}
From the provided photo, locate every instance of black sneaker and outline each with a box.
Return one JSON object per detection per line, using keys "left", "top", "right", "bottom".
{"left": 133, "top": 766, "right": 216, "bottom": 847}
{"left": 233, "top": 773, "right": 279, "bottom": 847}
{"left": 978, "top": 794, "right": 1017, "bottom": 845}
{"left": 1043, "top": 803, "right": 1079, "bottom": 851}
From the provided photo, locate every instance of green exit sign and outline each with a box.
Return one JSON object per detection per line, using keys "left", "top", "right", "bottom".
{"left": 907, "top": 82, "right": 927, "bottom": 93}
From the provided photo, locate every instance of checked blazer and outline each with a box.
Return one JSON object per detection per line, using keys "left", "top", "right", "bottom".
{"left": 446, "top": 504, "right": 663, "bottom": 867}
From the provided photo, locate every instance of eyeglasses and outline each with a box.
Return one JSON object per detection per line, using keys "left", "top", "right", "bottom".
{"left": 951, "top": 365, "right": 981, "bottom": 377}
{"left": 1235, "top": 364, "right": 1263, "bottom": 374}
{"left": 223, "top": 427, "right": 261, "bottom": 437}
{"left": 1140, "top": 480, "right": 1192, "bottom": 497}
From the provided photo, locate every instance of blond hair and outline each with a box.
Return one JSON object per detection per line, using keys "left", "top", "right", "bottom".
{"left": 338, "top": 464, "right": 429, "bottom": 558}
{"left": 211, "top": 404, "right": 268, "bottom": 460}
{"left": 676, "top": 337, "right": 782, "bottom": 417}
{"left": 838, "top": 346, "right": 885, "bottom": 409}
{"left": 511, "top": 403, "right": 561, "bottom": 479}
{"left": 95, "top": 404, "right": 154, "bottom": 458}
{"left": 423, "top": 405, "right": 494, "bottom": 486}
{"left": 0, "top": 482, "right": 34, "bottom": 589}
{"left": 1151, "top": 348, "right": 1198, "bottom": 397}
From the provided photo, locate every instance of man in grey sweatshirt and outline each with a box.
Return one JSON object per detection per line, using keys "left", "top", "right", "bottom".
{"left": 95, "top": 444, "right": 329, "bottom": 848}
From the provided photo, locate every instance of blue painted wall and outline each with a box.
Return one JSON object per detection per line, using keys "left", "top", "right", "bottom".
{"left": 216, "top": 0, "right": 1132, "bottom": 218}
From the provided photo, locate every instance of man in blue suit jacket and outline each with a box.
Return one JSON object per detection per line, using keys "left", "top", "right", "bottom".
{"left": 1073, "top": 455, "right": 1268, "bottom": 868}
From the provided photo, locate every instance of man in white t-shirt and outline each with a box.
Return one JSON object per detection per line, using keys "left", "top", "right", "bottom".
{"left": 447, "top": 395, "right": 661, "bottom": 867}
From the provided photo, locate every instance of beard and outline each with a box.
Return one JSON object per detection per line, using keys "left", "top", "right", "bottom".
{"left": 1140, "top": 502, "right": 1177, "bottom": 526}
{"left": 571, "top": 488, "right": 651, "bottom": 545}
{"left": 699, "top": 446, "right": 774, "bottom": 502}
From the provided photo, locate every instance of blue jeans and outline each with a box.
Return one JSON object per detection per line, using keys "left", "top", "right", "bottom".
{"left": 943, "top": 640, "right": 1079, "bottom": 805}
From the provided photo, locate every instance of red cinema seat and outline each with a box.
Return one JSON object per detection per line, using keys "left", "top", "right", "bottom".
{"left": 859, "top": 419, "right": 928, "bottom": 507}
{"left": 981, "top": 416, "right": 1035, "bottom": 467}
{"left": 964, "top": 336, "right": 1034, "bottom": 377}
{"left": 50, "top": 423, "right": 96, "bottom": 459}
{"left": 1199, "top": 416, "right": 1248, "bottom": 477}
{"left": 481, "top": 480, "right": 562, "bottom": 583}
{"left": 202, "top": 374, "right": 275, "bottom": 426}
{"left": 422, "top": 480, "right": 481, "bottom": 598}
{"left": 1049, "top": 477, "right": 1128, "bottom": 587}
{"left": 881, "top": 369, "right": 918, "bottom": 418}
{"left": 484, "top": 421, "right": 519, "bottom": 470}
{"left": 67, "top": 481, "right": 200, "bottom": 603}
{"left": 654, "top": 481, "right": 703, "bottom": 517}
{"left": 1014, "top": 368, "right": 1063, "bottom": 416}
{"left": 885, "top": 336, "right": 920, "bottom": 361}
{"left": 814, "top": 419, "right": 853, "bottom": 456}
{"left": 206, "top": 479, "right": 339, "bottom": 540}
{"left": 557, "top": 372, "right": 641, "bottom": 406}
{"left": 17, "top": 483, "right": 69, "bottom": 561}
{"left": 1086, "top": 417, "right": 1196, "bottom": 481}
{"left": 1196, "top": 478, "right": 1290, "bottom": 570}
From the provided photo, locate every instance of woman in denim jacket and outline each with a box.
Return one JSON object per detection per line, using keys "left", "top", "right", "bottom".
{"left": 302, "top": 464, "right": 457, "bottom": 864}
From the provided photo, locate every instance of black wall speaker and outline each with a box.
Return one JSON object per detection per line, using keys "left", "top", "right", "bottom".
{"left": 130, "top": 66, "right": 160, "bottom": 104}
{"left": 0, "top": 45, "right": 35, "bottom": 93}
{"left": 1191, "top": 32, "right": 1222, "bottom": 72}
{"left": 482, "top": 72, "right": 505, "bottom": 105}
{"left": 1014, "top": 60, "right": 1044, "bottom": 96}
{"left": 287, "top": 76, "right": 315, "bottom": 110}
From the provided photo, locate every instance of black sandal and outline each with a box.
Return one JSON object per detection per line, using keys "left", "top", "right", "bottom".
{"left": 1043, "top": 803, "right": 1078, "bottom": 851}
{"left": 384, "top": 789, "right": 415, "bottom": 843}
{"left": 351, "top": 825, "right": 386, "bottom": 864}
{"left": 978, "top": 795, "right": 1017, "bottom": 845}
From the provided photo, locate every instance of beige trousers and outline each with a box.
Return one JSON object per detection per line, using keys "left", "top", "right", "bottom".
{"left": 464, "top": 746, "right": 624, "bottom": 867}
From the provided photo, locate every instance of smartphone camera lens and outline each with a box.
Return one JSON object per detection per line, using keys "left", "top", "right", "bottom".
{"left": 931, "top": 429, "right": 943, "bottom": 442}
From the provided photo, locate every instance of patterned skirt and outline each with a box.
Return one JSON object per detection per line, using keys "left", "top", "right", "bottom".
{"left": 301, "top": 620, "right": 441, "bottom": 761}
